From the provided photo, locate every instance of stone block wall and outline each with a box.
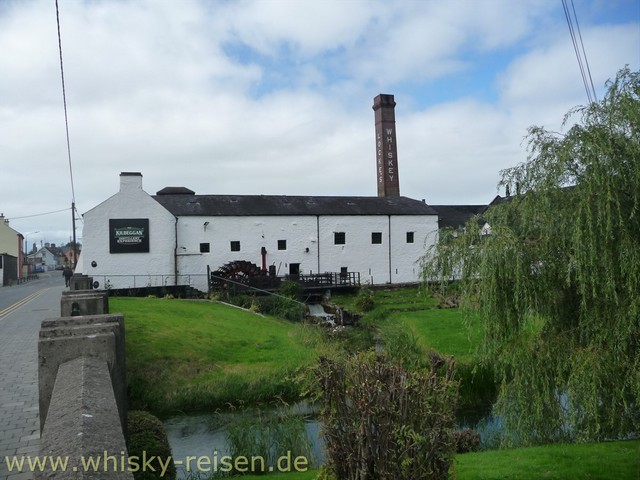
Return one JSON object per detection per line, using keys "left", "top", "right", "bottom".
{"left": 36, "top": 290, "right": 132, "bottom": 480}
{"left": 60, "top": 290, "right": 109, "bottom": 317}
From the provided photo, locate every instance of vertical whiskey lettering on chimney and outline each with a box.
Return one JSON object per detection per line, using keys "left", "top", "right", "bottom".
{"left": 373, "top": 94, "right": 400, "bottom": 197}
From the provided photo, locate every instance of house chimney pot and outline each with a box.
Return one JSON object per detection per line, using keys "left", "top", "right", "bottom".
{"left": 120, "top": 172, "right": 143, "bottom": 192}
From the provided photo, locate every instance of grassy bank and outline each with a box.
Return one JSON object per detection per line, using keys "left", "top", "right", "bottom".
{"left": 117, "top": 291, "right": 640, "bottom": 479}
{"left": 114, "top": 297, "right": 321, "bottom": 416}
{"left": 336, "top": 287, "right": 481, "bottom": 363}
{"left": 240, "top": 439, "right": 640, "bottom": 480}
{"left": 333, "top": 286, "right": 493, "bottom": 407}
{"left": 118, "top": 287, "right": 489, "bottom": 415}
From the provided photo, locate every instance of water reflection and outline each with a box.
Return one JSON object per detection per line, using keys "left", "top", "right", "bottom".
{"left": 165, "top": 404, "right": 324, "bottom": 479}
{"left": 165, "top": 403, "right": 498, "bottom": 478}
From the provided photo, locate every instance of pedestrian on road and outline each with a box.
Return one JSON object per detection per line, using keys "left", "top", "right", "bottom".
{"left": 63, "top": 266, "right": 73, "bottom": 287}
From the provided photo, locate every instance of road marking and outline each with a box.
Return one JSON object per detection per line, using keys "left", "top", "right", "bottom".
{"left": 0, "top": 289, "right": 47, "bottom": 320}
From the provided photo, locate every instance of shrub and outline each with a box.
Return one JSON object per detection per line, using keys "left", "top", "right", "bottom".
{"left": 354, "top": 285, "right": 375, "bottom": 312}
{"left": 453, "top": 428, "right": 481, "bottom": 453}
{"left": 278, "top": 280, "right": 304, "bottom": 300}
{"left": 256, "top": 295, "right": 306, "bottom": 322}
{"left": 315, "top": 352, "right": 457, "bottom": 480}
{"left": 127, "top": 410, "right": 176, "bottom": 480}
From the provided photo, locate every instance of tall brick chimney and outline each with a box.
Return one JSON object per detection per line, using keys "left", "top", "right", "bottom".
{"left": 373, "top": 94, "right": 400, "bottom": 197}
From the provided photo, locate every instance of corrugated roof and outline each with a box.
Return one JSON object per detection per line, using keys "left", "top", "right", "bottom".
{"left": 153, "top": 193, "right": 439, "bottom": 217}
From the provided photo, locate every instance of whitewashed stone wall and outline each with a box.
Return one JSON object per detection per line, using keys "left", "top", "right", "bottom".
{"left": 79, "top": 174, "right": 439, "bottom": 292}
{"left": 78, "top": 174, "right": 177, "bottom": 289}
{"left": 177, "top": 214, "right": 438, "bottom": 291}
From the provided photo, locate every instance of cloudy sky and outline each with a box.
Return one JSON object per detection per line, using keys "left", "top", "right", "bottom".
{"left": 1, "top": 0, "right": 638, "bottom": 248}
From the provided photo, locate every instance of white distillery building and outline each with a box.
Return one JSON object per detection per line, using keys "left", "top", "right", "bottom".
{"left": 78, "top": 94, "right": 441, "bottom": 292}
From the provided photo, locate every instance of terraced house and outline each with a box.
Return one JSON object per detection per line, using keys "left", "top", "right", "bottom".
{"left": 0, "top": 213, "right": 24, "bottom": 286}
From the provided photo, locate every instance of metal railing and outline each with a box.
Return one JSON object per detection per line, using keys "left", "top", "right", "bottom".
{"left": 209, "top": 270, "right": 361, "bottom": 292}
{"left": 90, "top": 274, "right": 208, "bottom": 291}
{"left": 287, "top": 271, "right": 361, "bottom": 288}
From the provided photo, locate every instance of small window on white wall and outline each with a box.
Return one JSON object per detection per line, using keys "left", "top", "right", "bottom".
{"left": 200, "top": 243, "right": 210, "bottom": 253}
{"left": 230, "top": 241, "right": 240, "bottom": 252}
{"left": 334, "top": 232, "right": 346, "bottom": 245}
{"left": 371, "top": 232, "right": 382, "bottom": 244}
{"left": 406, "top": 232, "right": 415, "bottom": 243}
{"left": 278, "top": 240, "right": 287, "bottom": 250}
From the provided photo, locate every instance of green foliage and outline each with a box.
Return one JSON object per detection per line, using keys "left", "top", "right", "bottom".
{"left": 354, "top": 284, "right": 375, "bottom": 311}
{"left": 455, "top": 362, "right": 498, "bottom": 410}
{"left": 127, "top": 410, "right": 176, "bottom": 480}
{"left": 422, "top": 67, "right": 640, "bottom": 445}
{"left": 225, "top": 406, "right": 316, "bottom": 474}
{"left": 314, "top": 352, "right": 457, "bottom": 480}
{"left": 452, "top": 428, "right": 481, "bottom": 453}
{"left": 227, "top": 292, "right": 306, "bottom": 322}
{"left": 278, "top": 280, "right": 304, "bottom": 301}
{"left": 334, "top": 286, "right": 496, "bottom": 409}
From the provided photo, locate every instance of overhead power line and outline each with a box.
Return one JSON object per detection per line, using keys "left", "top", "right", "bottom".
{"left": 562, "top": 0, "right": 598, "bottom": 104}
{"left": 55, "top": 0, "right": 80, "bottom": 267}
{"left": 55, "top": 0, "right": 76, "bottom": 203}
{"left": 9, "top": 207, "right": 71, "bottom": 220}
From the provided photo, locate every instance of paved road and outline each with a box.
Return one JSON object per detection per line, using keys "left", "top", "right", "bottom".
{"left": 0, "top": 274, "right": 65, "bottom": 480}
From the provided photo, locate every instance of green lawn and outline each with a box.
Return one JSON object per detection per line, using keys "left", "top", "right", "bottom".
{"left": 118, "top": 288, "right": 479, "bottom": 417}
{"left": 117, "top": 289, "right": 486, "bottom": 416}
{"left": 335, "top": 287, "right": 482, "bottom": 363}
{"left": 397, "top": 308, "right": 481, "bottom": 363}
{"left": 453, "top": 439, "right": 640, "bottom": 480}
{"left": 113, "top": 297, "right": 321, "bottom": 416}
{"left": 243, "top": 440, "right": 640, "bottom": 480}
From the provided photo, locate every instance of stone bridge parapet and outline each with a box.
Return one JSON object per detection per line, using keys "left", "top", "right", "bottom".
{"left": 36, "top": 287, "right": 132, "bottom": 479}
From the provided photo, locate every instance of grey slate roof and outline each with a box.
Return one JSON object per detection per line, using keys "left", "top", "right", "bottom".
{"left": 153, "top": 191, "right": 438, "bottom": 217}
{"left": 430, "top": 205, "right": 487, "bottom": 229}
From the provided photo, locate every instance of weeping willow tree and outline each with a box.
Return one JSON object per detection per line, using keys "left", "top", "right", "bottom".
{"left": 422, "top": 67, "right": 640, "bottom": 446}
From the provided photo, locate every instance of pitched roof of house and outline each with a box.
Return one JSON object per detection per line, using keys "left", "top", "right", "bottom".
{"left": 47, "top": 246, "right": 65, "bottom": 257}
{"left": 153, "top": 191, "right": 438, "bottom": 217}
{"left": 430, "top": 205, "right": 488, "bottom": 229}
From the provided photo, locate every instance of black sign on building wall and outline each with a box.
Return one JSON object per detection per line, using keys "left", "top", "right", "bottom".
{"left": 109, "top": 219, "right": 150, "bottom": 253}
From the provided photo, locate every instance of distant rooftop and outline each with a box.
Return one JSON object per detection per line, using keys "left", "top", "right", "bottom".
{"left": 430, "top": 205, "right": 487, "bottom": 229}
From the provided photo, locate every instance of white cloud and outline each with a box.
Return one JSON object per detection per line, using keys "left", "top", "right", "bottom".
{"left": 0, "top": 0, "right": 637, "bottom": 246}
{"left": 220, "top": 0, "right": 376, "bottom": 57}
{"left": 497, "top": 23, "right": 639, "bottom": 131}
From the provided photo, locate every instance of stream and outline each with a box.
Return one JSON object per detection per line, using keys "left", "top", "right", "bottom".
{"left": 165, "top": 402, "right": 499, "bottom": 479}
